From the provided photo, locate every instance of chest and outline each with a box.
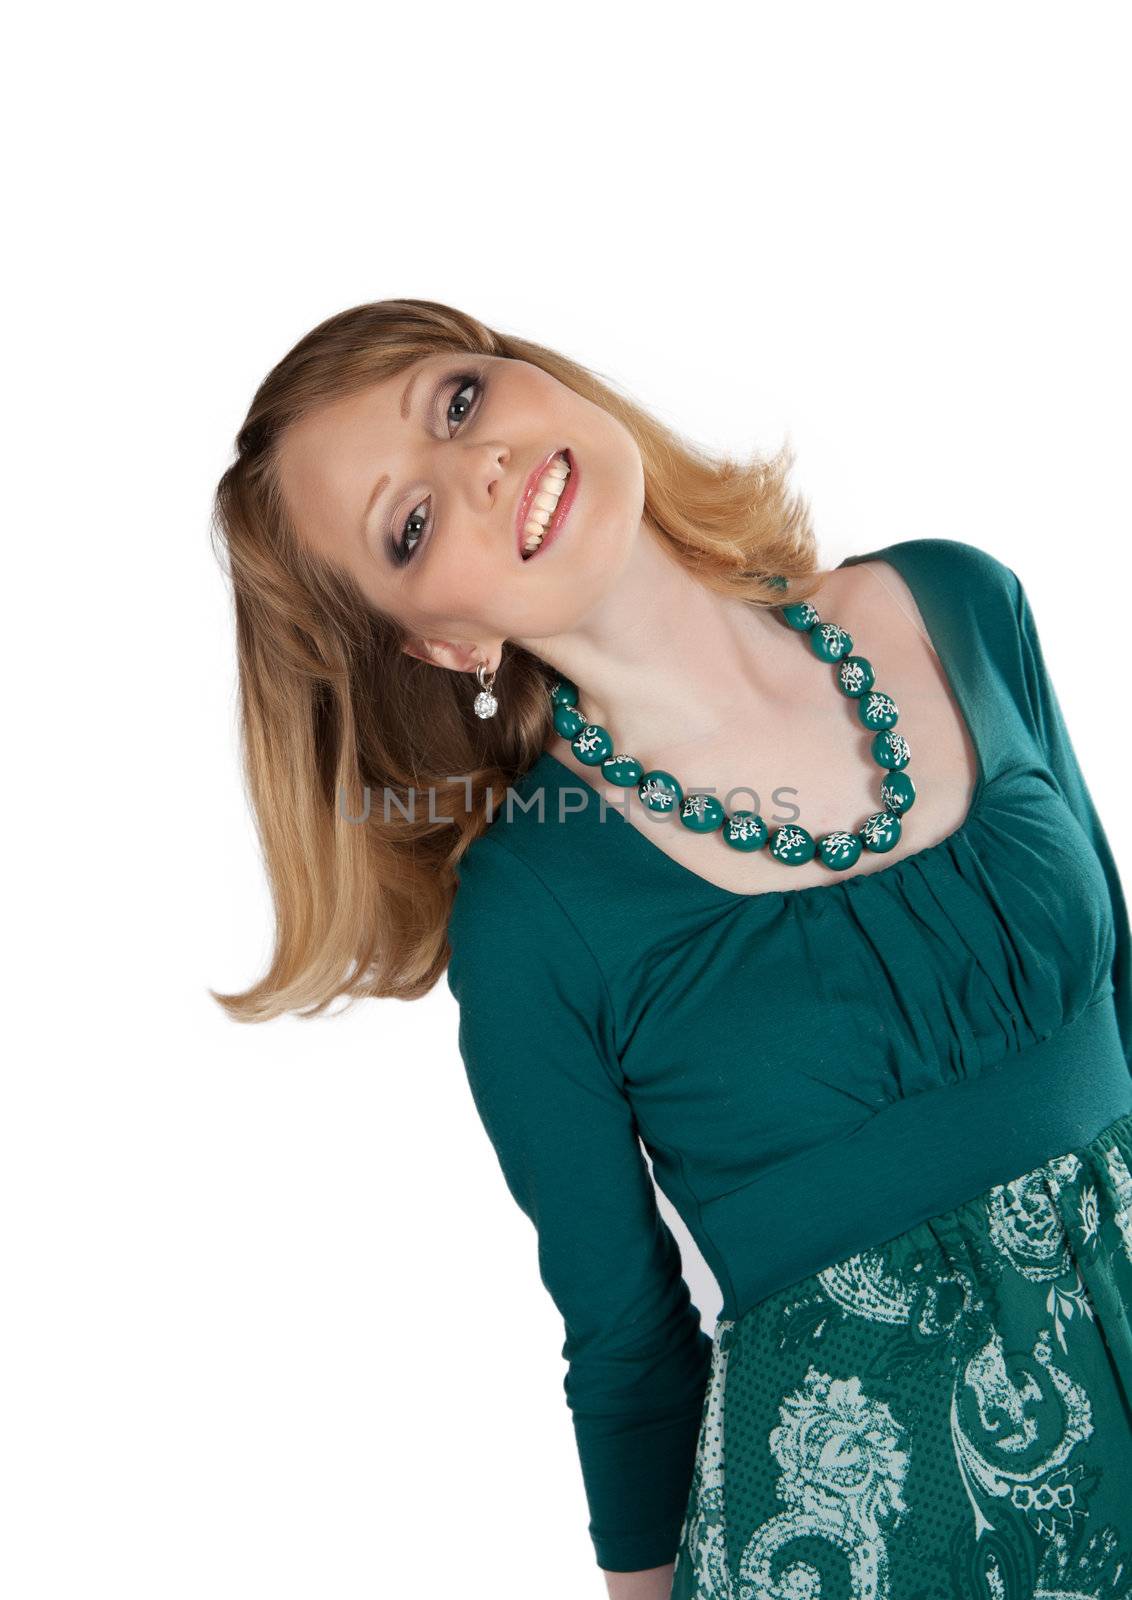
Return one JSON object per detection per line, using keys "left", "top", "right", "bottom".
{"left": 555, "top": 562, "right": 982, "bottom": 898}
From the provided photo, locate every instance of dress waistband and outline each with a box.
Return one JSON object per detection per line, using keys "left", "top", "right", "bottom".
{"left": 701, "top": 993, "right": 1132, "bottom": 1321}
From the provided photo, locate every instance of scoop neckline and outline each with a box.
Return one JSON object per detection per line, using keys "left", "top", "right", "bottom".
{"left": 529, "top": 543, "right": 989, "bottom": 909}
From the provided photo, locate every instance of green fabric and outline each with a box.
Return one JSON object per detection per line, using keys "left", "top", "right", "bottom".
{"left": 671, "top": 1107, "right": 1132, "bottom": 1597}
{"left": 444, "top": 537, "right": 1132, "bottom": 1572}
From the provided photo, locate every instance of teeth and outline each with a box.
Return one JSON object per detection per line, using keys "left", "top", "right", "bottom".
{"left": 523, "top": 453, "right": 570, "bottom": 556}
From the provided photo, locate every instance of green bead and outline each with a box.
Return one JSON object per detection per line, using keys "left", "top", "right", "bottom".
{"left": 781, "top": 600, "right": 820, "bottom": 631}
{"left": 680, "top": 793, "right": 725, "bottom": 833}
{"left": 861, "top": 810, "right": 902, "bottom": 852}
{"left": 810, "top": 622, "right": 854, "bottom": 662}
{"left": 722, "top": 811, "right": 768, "bottom": 851}
{"left": 836, "top": 655, "right": 875, "bottom": 698}
{"left": 871, "top": 729, "right": 911, "bottom": 770}
{"left": 602, "top": 753, "right": 643, "bottom": 787}
{"left": 572, "top": 723, "right": 614, "bottom": 767}
{"left": 880, "top": 770, "right": 916, "bottom": 815}
{"left": 553, "top": 702, "right": 586, "bottom": 739}
{"left": 550, "top": 676, "right": 579, "bottom": 707}
{"left": 638, "top": 769, "right": 683, "bottom": 814}
{"left": 769, "top": 824, "right": 816, "bottom": 865}
{"left": 819, "top": 830, "right": 863, "bottom": 871}
{"left": 858, "top": 691, "right": 899, "bottom": 730}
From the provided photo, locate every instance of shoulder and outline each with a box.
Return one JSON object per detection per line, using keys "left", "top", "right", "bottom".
{"left": 444, "top": 830, "right": 623, "bottom": 1085}
{"left": 844, "top": 537, "right": 1024, "bottom": 636}
{"left": 446, "top": 830, "right": 607, "bottom": 997}
{"left": 848, "top": 536, "right": 1019, "bottom": 597}
{"left": 448, "top": 831, "right": 555, "bottom": 943}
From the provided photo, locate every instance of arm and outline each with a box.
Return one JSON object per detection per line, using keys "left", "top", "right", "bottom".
{"left": 1009, "top": 563, "right": 1132, "bottom": 1069}
{"left": 446, "top": 835, "right": 713, "bottom": 1579}
{"left": 603, "top": 1562, "right": 675, "bottom": 1599}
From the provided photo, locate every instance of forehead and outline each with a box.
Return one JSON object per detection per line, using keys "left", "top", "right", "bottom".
{"left": 278, "top": 356, "right": 431, "bottom": 555}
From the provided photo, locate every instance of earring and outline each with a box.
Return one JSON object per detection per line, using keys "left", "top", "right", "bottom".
{"left": 472, "top": 660, "right": 500, "bottom": 719}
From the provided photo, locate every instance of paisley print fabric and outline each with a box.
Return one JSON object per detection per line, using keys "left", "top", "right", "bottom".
{"left": 671, "top": 1109, "right": 1132, "bottom": 1600}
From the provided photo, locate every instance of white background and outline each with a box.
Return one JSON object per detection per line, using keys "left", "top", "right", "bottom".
{"left": 4, "top": 4, "right": 1130, "bottom": 1596}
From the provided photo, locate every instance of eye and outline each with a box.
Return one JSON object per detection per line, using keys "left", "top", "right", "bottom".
{"left": 445, "top": 375, "right": 479, "bottom": 431}
{"left": 393, "top": 372, "right": 484, "bottom": 565}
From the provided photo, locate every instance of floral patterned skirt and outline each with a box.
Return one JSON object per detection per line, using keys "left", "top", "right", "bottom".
{"left": 670, "top": 1108, "right": 1132, "bottom": 1600}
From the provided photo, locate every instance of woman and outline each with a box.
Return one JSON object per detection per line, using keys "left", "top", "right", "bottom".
{"left": 211, "top": 298, "right": 1132, "bottom": 1598}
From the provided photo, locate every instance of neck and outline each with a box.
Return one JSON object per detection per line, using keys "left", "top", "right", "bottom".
{"left": 516, "top": 520, "right": 834, "bottom": 757}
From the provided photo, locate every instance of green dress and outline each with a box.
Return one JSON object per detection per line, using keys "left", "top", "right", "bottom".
{"left": 444, "top": 538, "right": 1132, "bottom": 1595}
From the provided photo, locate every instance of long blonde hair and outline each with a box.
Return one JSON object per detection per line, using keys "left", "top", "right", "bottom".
{"left": 209, "top": 298, "right": 820, "bottom": 1022}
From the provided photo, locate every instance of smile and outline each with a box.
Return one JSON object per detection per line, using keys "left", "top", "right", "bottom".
{"left": 517, "top": 450, "right": 578, "bottom": 561}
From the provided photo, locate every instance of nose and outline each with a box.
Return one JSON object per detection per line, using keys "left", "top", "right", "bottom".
{"left": 458, "top": 440, "right": 511, "bottom": 513}
{"left": 439, "top": 441, "right": 512, "bottom": 563}
{"left": 477, "top": 440, "right": 510, "bottom": 491}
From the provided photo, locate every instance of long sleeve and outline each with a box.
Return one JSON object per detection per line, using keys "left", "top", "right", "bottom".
{"left": 445, "top": 833, "right": 714, "bottom": 1571}
{"left": 1009, "top": 562, "right": 1132, "bottom": 1070}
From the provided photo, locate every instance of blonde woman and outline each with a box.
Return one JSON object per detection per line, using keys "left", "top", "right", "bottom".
{"left": 212, "top": 299, "right": 1132, "bottom": 1598}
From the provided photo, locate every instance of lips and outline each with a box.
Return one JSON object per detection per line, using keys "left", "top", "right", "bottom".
{"left": 515, "top": 448, "right": 569, "bottom": 560}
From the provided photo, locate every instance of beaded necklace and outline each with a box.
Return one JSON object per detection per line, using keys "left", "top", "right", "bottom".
{"left": 547, "top": 577, "right": 915, "bottom": 873}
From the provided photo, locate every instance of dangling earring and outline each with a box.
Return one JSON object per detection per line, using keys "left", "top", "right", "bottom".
{"left": 472, "top": 660, "right": 500, "bottom": 719}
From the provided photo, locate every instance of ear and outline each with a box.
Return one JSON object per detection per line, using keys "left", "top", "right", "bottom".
{"left": 400, "top": 637, "right": 495, "bottom": 673}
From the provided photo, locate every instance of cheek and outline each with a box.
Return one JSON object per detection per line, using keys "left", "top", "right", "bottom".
{"left": 417, "top": 554, "right": 503, "bottom": 626}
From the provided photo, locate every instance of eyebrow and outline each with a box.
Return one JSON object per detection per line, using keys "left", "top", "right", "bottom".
{"left": 359, "top": 365, "right": 425, "bottom": 545}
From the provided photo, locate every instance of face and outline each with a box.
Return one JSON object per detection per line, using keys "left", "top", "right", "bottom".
{"left": 276, "top": 352, "right": 645, "bottom": 671}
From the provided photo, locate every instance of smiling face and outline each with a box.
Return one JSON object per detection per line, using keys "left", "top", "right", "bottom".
{"left": 275, "top": 352, "right": 645, "bottom": 671}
